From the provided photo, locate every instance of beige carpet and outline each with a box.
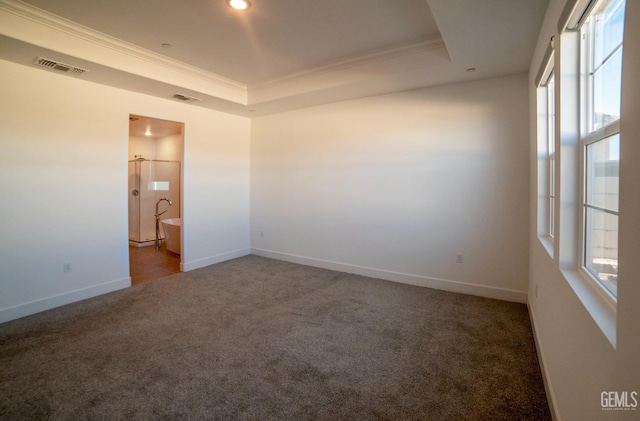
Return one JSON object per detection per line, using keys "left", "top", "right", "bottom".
{"left": 0, "top": 255, "right": 550, "bottom": 420}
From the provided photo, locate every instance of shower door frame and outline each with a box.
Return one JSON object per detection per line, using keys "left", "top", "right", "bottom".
{"left": 128, "top": 158, "right": 181, "bottom": 247}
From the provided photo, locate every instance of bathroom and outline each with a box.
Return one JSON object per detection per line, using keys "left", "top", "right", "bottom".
{"left": 128, "top": 115, "right": 184, "bottom": 284}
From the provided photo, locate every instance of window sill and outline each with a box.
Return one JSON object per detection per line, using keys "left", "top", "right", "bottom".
{"left": 561, "top": 268, "right": 617, "bottom": 348}
{"left": 538, "top": 235, "right": 554, "bottom": 259}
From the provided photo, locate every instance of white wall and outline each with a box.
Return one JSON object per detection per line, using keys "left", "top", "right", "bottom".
{"left": 0, "top": 59, "right": 250, "bottom": 323}
{"left": 528, "top": 1, "right": 640, "bottom": 420}
{"left": 251, "top": 75, "right": 530, "bottom": 302}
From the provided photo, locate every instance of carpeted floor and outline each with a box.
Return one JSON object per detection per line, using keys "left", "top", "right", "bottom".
{"left": 0, "top": 255, "right": 550, "bottom": 420}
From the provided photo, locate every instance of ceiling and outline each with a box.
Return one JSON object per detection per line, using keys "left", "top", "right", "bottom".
{"left": 129, "top": 115, "right": 183, "bottom": 138}
{"left": 0, "top": 0, "right": 549, "bottom": 117}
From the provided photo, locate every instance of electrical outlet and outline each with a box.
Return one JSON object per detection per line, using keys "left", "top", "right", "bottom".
{"left": 63, "top": 262, "right": 72, "bottom": 273}
{"left": 456, "top": 254, "right": 464, "bottom": 264}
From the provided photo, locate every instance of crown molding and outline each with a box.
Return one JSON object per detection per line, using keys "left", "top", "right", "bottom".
{"left": 250, "top": 37, "right": 445, "bottom": 91}
{"left": 0, "top": 0, "right": 248, "bottom": 104}
{"left": 249, "top": 37, "right": 448, "bottom": 104}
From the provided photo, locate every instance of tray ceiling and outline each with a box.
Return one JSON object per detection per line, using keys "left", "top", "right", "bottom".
{"left": 0, "top": 0, "right": 549, "bottom": 116}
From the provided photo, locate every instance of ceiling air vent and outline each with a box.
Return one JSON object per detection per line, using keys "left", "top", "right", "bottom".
{"left": 172, "top": 93, "right": 200, "bottom": 103}
{"left": 33, "top": 57, "right": 89, "bottom": 75}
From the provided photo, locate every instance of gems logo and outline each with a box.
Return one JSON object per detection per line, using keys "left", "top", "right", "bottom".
{"left": 601, "top": 391, "right": 638, "bottom": 411}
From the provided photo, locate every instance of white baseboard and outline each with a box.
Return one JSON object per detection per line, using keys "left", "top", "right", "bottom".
{"left": 0, "top": 277, "right": 131, "bottom": 324}
{"left": 528, "top": 301, "right": 560, "bottom": 421}
{"left": 251, "top": 248, "right": 527, "bottom": 303}
{"left": 182, "top": 248, "right": 250, "bottom": 272}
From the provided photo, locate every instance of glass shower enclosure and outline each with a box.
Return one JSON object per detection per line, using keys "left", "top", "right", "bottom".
{"left": 128, "top": 157, "right": 180, "bottom": 246}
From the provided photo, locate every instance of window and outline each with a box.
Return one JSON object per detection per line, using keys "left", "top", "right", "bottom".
{"left": 552, "top": 0, "right": 626, "bottom": 345}
{"left": 580, "top": 0, "right": 625, "bottom": 298}
{"left": 535, "top": 41, "right": 555, "bottom": 254}
{"left": 546, "top": 71, "right": 556, "bottom": 240}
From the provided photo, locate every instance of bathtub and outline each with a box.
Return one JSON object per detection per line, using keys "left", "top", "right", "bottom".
{"left": 161, "top": 218, "right": 181, "bottom": 254}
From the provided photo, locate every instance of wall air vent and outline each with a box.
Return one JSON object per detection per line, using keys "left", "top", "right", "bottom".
{"left": 171, "top": 93, "right": 200, "bottom": 103}
{"left": 33, "top": 57, "right": 89, "bottom": 75}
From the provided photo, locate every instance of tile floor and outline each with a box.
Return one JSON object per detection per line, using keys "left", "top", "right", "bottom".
{"left": 129, "top": 244, "right": 180, "bottom": 285}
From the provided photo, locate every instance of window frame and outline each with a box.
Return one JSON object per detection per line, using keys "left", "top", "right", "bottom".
{"left": 535, "top": 40, "right": 556, "bottom": 257}
{"left": 553, "top": 0, "right": 626, "bottom": 347}
{"left": 578, "top": 0, "right": 623, "bottom": 300}
{"left": 546, "top": 71, "right": 557, "bottom": 241}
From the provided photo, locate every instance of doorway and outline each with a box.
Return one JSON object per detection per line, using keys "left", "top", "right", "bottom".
{"left": 128, "top": 115, "right": 184, "bottom": 284}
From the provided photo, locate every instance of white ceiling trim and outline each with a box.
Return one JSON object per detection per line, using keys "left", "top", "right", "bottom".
{"left": 249, "top": 37, "right": 449, "bottom": 104}
{"left": 251, "top": 37, "right": 446, "bottom": 91}
{"left": 0, "top": 0, "right": 248, "bottom": 104}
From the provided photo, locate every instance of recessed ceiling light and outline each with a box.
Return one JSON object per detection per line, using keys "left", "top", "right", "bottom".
{"left": 466, "top": 67, "right": 477, "bottom": 73}
{"left": 227, "top": 0, "right": 250, "bottom": 10}
{"left": 161, "top": 43, "right": 172, "bottom": 49}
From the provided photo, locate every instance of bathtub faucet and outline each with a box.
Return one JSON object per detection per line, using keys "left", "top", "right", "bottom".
{"left": 155, "top": 198, "right": 172, "bottom": 250}
{"left": 155, "top": 197, "right": 172, "bottom": 219}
